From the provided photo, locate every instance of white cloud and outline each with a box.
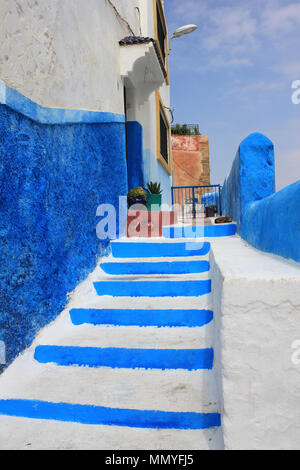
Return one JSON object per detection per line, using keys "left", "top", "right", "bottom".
{"left": 226, "top": 80, "right": 285, "bottom": 96}
{"left": 261, "top": 2, "right": 300, "bottom": 35}
{"left": 168, "top": 0, "right": 300, "bottom": 65}
{"left": 197, "top": 56, "right": 253, "bottom": 72}
{"left": 201, "top": 5, "right": 258, "bottom": 52}
{"left": 273, "top": 60, "right": 300, "bottom": 80}
{"left": 170, "top": 0, "right": 207, "bottom": 22}
{"left": 167, "top": 0, "right": 259, "bottom": 72}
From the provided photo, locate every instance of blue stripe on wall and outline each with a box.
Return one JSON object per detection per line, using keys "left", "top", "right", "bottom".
{"left": 163, "top": 224, "right": 237, "bottom": 239}
{"left": 69, "top": 309, "right": 214, "bottom": 328}
{"left": 111, "top": 242, "right": 211, "bottom": 258}
{"left": 34, "top": 346, "right": 214, "bottom": 370}
{"left": 100, "top": 260, "right": 210, "bottom": 275}
{"left": 0, "top": 399, "right": 221, "bottom": 429}
{"left": 0, "top": 80, "right": 125, "bottom": 125}
{"left": 93, "top": 280, "right": 212, "bottom": 297}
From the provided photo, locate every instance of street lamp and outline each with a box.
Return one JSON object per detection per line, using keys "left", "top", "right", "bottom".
{"left": 168, "top": 24, "right": 198, "bottom": 54}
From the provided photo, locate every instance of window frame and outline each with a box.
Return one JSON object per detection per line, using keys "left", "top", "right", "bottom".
{"left": 156, "top": 91, "right": 172, "bottom": 175}
{"left": 153, "top": 0, "right": 169, "bottom": 84}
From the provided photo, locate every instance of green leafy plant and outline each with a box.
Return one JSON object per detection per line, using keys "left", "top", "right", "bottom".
{"left": 127, "top": 187, "right": 146, "bottom": 200}
{"left": 146, "top": 182, "right": 162, "bottom": 195}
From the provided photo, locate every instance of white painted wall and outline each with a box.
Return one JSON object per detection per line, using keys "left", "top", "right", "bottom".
{"left": 0, "top": 0, "right": 140, "bottom": 113}
{"left": 210, "top": 236, "right": 300, "bottom": 450}
{"left": 141, "top": 90, "right": 172, "bottom": 206}
{"left": 123, "top": 0, "right": 172, "bottom": 204}
{"left": 108, "top": 0, "right": 141, "bottom": 34}
{"left": 139, "top": 0, "right": 155, "bottom": 38}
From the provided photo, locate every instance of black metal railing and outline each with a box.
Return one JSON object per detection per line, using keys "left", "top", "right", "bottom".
{"left": 171, "top": 185, "right": 222, "bottom": 220}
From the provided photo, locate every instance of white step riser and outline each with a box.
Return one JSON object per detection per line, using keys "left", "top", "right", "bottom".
{"left": 0, "top": 358, "right": 219, "bottom": 413}
{"left": 0, "top": 416, "right": 223, "bottom": 450}
{"left": 37, "top": 324, "right": 214, "bottom": 349}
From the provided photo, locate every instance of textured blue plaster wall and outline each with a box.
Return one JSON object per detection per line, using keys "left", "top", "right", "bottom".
{"left": 221, "top": 132, "right": 300, "bottom": 263}
{"left": 201, "top": 191, "right": 221, "bottom": 214}
{"left": 126, "top": 121, "right": 145, "bottom": 190}
{"left": 221, "top": 133, "right": 275, "bottom": 229}
{"left": 242, "top": 180, "right": 300, "bottom": 262}
{"left": 0, "top": 104, "right": 127, "bottom": 372}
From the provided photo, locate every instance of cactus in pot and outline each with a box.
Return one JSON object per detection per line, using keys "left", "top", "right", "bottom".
{"left": 146, "top": 182, "right": 162, "bottom": 211}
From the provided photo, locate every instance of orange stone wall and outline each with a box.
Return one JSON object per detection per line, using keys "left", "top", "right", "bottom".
{"left": 171, "top": 135, "right": 210, "bottom": 187}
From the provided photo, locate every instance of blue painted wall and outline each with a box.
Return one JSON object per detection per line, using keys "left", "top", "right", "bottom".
{"left": 221, "top": 133, "right": 275, "bottom": 230}
{"left": 126, "top": 121, "right": 145, "bottom": 190}
{"left": 0, "top": 92, "right": 127, "bottom": 372}
{"left": 221, "top": 132, "right": 300, "bottom": 262}
{"left": 202, "top": 191, "right": 219, "bottom": 208}
{"left": 242, "top": 180, "right": 300, "bottom": 262}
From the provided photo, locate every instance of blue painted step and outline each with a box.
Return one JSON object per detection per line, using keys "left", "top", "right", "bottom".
{"left": 93, "top": 279, "right": 211, "bottom": 297}
{"left": 70, "top": 308, "right": 213, "bottom": 328}
{"left": 0, "top": 399, "right": 221, "bottom": 430}
{"left": 111, "top": 241, "right": 210, "bottom": 258}
{"left": 100, "top": 260, "right": 210, "bottom": 275}
{"left": 34, "top": 346, "right": 214, "bottom": 370}
{"left": 163, "top": 224, "right": 237, "bottom": 239}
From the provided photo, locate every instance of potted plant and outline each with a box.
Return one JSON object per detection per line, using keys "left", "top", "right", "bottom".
{"left": 127, "top": 187, "right": 147, "bottom": 208}
{"left": 146, "top": 182, "right": 162, "bottom": 211}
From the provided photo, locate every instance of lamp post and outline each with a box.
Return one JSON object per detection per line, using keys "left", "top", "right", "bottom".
{"left": 168, "top": 24, "right": 198, "bottom": 54}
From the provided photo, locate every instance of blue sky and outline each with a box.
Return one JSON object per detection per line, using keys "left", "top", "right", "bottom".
{"left": 164, "top": 0, "right": 300, "bottom": 189}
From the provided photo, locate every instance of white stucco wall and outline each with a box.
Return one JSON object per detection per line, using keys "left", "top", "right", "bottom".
{"left": 210, "top": 236, "right": 300, "bottom": 450}
{"left": 108, "top": 0, "right": 141, "bottom": 34}
{"left": 123, "top": 0, "right": 172, "bottom": 204}
{"left": 0, "top": 0, "right": 140, "bottom": 113}
{"left": 142, "top": 87, "right": 172, "bottom": 206}
{"left": 138, "top": 0, "right": 155, "bottom": 38}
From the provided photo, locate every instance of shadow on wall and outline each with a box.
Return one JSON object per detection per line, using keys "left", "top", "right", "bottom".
{"left": 221, "top": 132, "right": 300, "bottom": 263}
{"left": 0, "top": 101, "right": 127, "bottom": 372}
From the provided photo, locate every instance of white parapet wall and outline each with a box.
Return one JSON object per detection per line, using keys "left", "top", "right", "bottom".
{"left": 210, "top": 236, "right": 300, "bottom": 450}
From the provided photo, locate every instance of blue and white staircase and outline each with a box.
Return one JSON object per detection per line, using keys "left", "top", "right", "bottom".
{"left": 0, "top": 231, "right": 235, "bottom": 450}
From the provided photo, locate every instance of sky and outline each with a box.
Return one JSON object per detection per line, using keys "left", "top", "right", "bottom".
{"left": 164, "top": 0, "right": 300, "bottom": 190}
